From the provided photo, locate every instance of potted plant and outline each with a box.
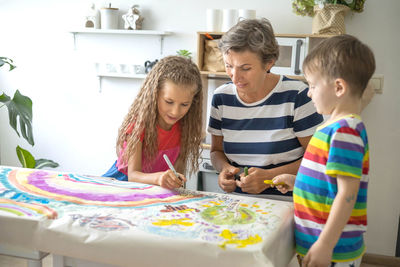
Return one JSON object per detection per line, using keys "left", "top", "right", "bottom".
{"left": 176, "top": 49, "right": 192, "bottom": 59}
{"left": 292, "top": 0, "right": 366, "bottom": 34}
{"left": 0, "top": 57, "right": 59, "bottom": 169}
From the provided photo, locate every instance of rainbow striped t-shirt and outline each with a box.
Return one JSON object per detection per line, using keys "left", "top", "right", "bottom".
{"left": 293, "top": 114, "right": 369, "bottom": 262}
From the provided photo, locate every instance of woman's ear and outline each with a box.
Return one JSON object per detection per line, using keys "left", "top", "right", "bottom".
{"left": 334, "top": 78, "right": 347, "bottom": 97}
{"left": 265, "top": 60, "right": 275, "bottom": 72}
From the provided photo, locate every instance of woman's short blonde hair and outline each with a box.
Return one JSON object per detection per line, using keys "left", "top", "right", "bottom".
{"left": 218, "top": 18, "right": 279, "bottom": 65}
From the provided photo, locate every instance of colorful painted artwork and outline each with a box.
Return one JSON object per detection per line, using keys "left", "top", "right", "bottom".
{"left": 0, "top": 166, "right": 294, "bottom": 267}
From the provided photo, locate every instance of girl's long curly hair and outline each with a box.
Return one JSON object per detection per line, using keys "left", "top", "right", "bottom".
{"left": 116, "top": 56, "right": 203, "bottom": 175}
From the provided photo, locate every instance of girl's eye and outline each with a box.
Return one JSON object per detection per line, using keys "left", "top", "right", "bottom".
{"left": 165, "top": 100, "right": 173, "bottom": 104}
{"left": 181, "top": 103, "right": 189, "bottom": 107}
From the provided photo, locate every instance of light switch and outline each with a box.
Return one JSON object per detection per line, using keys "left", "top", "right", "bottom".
{"left": 370, "top": 75, "right": 384, "bottom": 94}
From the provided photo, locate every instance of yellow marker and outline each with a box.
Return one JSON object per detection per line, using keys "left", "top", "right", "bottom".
{"left": 264, "top": 180, "right": 285, "bottom": 186}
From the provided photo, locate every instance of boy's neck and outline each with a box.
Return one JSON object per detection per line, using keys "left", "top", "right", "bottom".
{"left": 327, "top": 95, "right": 362, "bottom": 122}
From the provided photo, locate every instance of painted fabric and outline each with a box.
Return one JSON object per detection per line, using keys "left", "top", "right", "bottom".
{"left": 0, "top": 166, "right": 295, "bottom": 267}
{"left": 116, "top": 122, "right": 181, "bottom": 174}
{"left": 294, "top": 114, "right": 369, "bottom": 262}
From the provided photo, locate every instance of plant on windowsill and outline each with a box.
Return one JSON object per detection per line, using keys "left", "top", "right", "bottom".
{"left": 292, "top": 0, "right": 366, "bottom": 34}
{"left": 0, "top": 57, "right": 59, "bottom": 169}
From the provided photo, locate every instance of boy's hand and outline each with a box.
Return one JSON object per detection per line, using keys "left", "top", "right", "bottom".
{"left": 271, "top": 174, "right": 295, "bottom": 194}
{"left": 218, "top": 167, "right": 239, "bottom": 193}
{"left": 158, "top": 170, "right": 186, "bottom": 189}
{"left": 302, "top": 240, "right": 332, "bottom": 267}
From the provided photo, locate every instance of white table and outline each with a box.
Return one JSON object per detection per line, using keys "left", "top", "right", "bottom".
{"left": 0, "top": 166, "right": 295, "bottom": 267}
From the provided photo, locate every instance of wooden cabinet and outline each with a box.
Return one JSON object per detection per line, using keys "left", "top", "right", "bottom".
{"left": 196, "top": 31, "right": 332, "bottom": 79}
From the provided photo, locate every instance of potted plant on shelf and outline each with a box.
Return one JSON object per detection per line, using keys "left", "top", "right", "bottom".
{"left": 292, "top": 0, "right": 366, "bottom": 35}
{"left": 0, "top": 57, "right": 59, "bottom": 169}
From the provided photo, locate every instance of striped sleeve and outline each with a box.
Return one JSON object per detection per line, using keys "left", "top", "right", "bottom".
{"left": 326, "top": 125, "right": 365, "bottom": 179}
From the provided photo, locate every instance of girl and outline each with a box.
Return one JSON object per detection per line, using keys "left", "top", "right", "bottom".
{"left": 104, "top": 56, "right": 203, "bottom": 190}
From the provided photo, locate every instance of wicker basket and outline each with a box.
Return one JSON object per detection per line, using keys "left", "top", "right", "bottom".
{"left": 312, "top": 4, "right": 350, "bottom": 35}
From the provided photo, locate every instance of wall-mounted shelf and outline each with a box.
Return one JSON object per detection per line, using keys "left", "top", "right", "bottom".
{"left": 95, "top": 62, "right": 147, "bottom": 92}
{"left": 97, "top": 73, "right": 146, "bottom": 79}
{"left": 96, "top": 73, "right": 146, "bottom": 92}
{"left": 69, "top": 29, "right": 172, "bottom": 53}
{"left": 70, "top": 29, "right": 172, "bottom": 35}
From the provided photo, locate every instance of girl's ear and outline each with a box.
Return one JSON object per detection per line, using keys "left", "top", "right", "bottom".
{"left": 334, "top": 78, "right": 347, "bottom": 97}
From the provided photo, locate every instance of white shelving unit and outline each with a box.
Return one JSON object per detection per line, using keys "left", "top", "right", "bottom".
{"left": 69, "top": 29, "right": 172, "bottom": 53}
{"left": 70, "top": 29, "right": 173, "bottom": 91}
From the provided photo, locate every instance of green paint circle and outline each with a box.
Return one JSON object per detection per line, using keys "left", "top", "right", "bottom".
{"left": 200, "top": 206, "right": 256, "bottom": 225}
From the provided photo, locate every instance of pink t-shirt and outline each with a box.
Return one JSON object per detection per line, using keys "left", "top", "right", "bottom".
{"left": 116, "top": 122, "right": 181, "bottom": 174}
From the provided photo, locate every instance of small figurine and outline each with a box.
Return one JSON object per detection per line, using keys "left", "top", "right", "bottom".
{"left": 122, "top": 5, "right": 144, "bottom": 30}
{"left": 85, "top": 3, "right": 100, "bottom": 29}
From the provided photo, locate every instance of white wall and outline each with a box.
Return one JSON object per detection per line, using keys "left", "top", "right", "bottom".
{"left": 0, "top": 0, "right": 399, "bottom": 257}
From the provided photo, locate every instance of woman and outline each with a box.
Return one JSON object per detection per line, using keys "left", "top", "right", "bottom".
{"left": 207, "top": 18, "right": 323, "bottom": 197}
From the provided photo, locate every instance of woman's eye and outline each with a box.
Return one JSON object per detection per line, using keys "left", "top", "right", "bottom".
{"left": 166, "top": 100, "right": 173, "bottom": 104}
{"left": 181, "top": 103, "right": 189, "bottom": 107}
{"left": 242, "top": 67, "right": 250, "bottom": 71}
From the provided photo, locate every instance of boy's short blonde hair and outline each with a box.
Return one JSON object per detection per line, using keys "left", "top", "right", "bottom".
{"left": 303, "top": 34, "right": 375, "bottom": 97}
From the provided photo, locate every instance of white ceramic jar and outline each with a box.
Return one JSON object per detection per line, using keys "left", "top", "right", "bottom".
{"left": 100, "top": 5, "right": 119, "bottom": 29}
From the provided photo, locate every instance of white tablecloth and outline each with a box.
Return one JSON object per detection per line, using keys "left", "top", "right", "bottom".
{"left": 0, "top": 166, "right": 294, "bottom": 267}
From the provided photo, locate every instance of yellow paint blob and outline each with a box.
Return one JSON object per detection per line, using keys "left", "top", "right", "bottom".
{"left": 152, "top": 218, "right": 194, "bottom": 227}
{"left": 219, "top": 229, "right": 262, "bottom": 249}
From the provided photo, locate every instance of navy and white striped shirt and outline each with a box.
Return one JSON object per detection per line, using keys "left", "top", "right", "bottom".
{"left": 208, "top": 76, "right": 323, "bottom": 170}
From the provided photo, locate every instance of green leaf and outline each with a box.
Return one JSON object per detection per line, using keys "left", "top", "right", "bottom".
{"left": 16, "top": 146, "right": 36, "bottom": 168}
{"left": 0, "top": 90, "right": 34, "bottom": 145}
{"left": 176, "top": 49, "right": 192, "bottom": 59}
{"left": 0, "top": 57, "right": 16, "bottom": 71}
{"left": 35, "top": 159, "right": 59, "bottom": 169}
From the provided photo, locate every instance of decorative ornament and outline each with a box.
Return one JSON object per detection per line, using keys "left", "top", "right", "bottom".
{"left": 84, "top": 3, "right": 100, "bottom": 29}
{"left": 122, "top": 5, "right": 144, "bottom": 30}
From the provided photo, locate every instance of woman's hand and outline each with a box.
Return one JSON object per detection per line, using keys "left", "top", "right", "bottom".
{"left": 157, "top": 170, "right": 186, "bottom": 190}
{"left": 236, "top": 167, "right": 270, "bottom": 194}
{"left": 218, "top": 166, "right": 239, "bottom": 193}
{"left": 272, "top": 174, "right": 296, "bottom": 194}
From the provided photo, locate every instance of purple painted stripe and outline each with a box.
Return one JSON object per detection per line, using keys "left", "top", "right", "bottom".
{"left": 331, "top": 140, "right": 364, "bottom": 153}
{"left": 295, "top": 223, "right": 364, "bottom": 238}
{"left": 26, "top": 171, "right": 176, "bottom": 202}
{"left": 0, "top": 204, "right": 33, "bottom": 216}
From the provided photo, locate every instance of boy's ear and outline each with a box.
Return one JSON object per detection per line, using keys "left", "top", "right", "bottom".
{"left": 334, "top": 78, "right": 347, "bottom": 97}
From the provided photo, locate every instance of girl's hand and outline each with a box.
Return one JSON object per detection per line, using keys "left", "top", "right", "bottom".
{"left": 302, "top": 240, "right": 332, "bottom": 267}
{"left": 158, "top": 170, "right": 186, "bottom": 189}
{"left": 218, "top": 167, "right": 239, "bottom": 193}
{"left": 237, "top": 167, "right": 270, "bottom": 194}
{"left": 272, "top": 174, "right": 296, "bottom": 194}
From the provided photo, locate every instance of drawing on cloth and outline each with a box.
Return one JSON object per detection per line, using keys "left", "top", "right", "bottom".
{"left": 0, "top": 166, "right": 289, "bottom": 251}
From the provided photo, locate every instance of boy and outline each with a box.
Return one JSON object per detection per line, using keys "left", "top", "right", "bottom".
{"left": 272, "top": 34, "right": 375, "bottom": 267}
